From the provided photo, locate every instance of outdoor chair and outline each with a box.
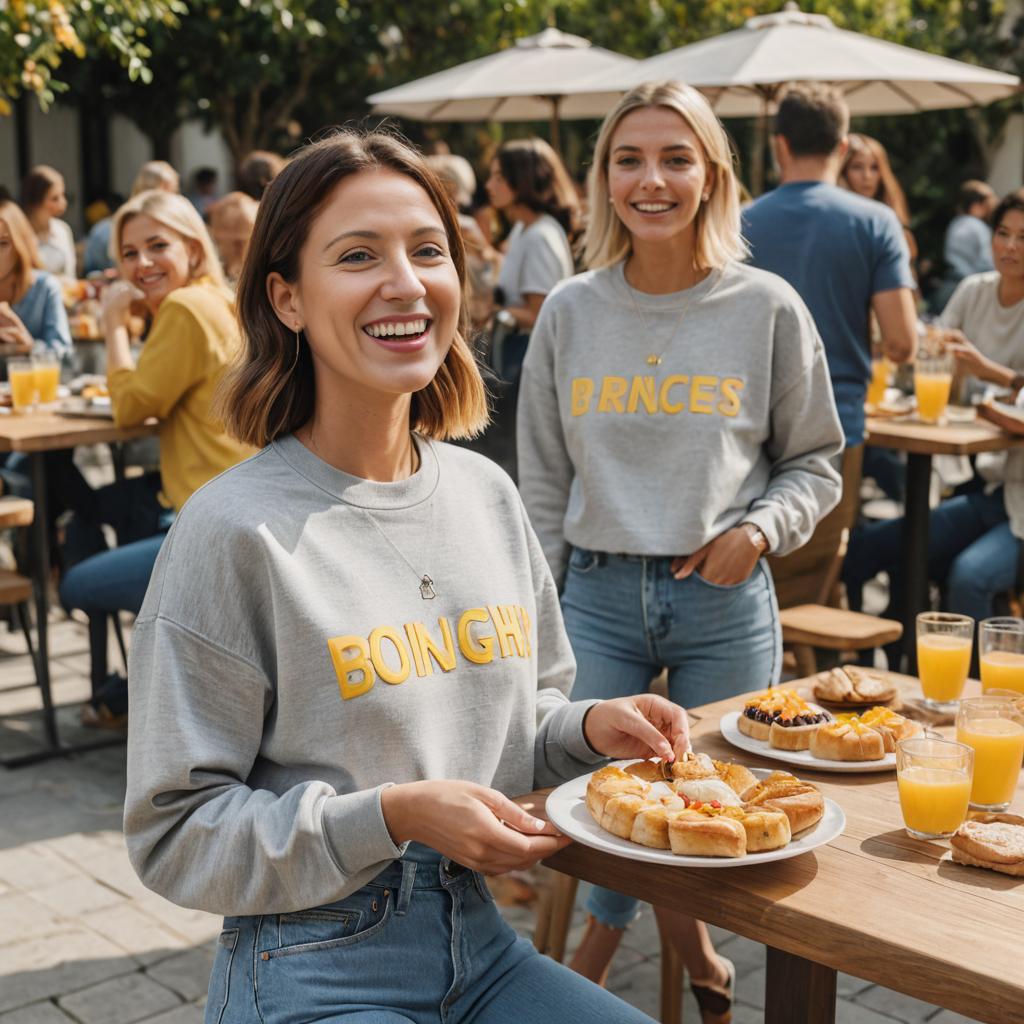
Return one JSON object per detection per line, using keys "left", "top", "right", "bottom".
{"left": 769, "top": 446, "right": 902, "bottom": 675}
{"left": 0, "top": 497, "right": 45, "bottom": 706}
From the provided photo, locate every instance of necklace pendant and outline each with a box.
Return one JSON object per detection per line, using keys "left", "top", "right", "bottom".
{"left": 646, "top": 354, "right": 663, "bottom": 366}
{"left": 419, "top": 575, "right": 436, "bottom": 600}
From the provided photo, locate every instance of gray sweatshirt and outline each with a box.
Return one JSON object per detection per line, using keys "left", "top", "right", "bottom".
{"left": 123, "top": 435, "right": 604, "bottom": 916}
{"left": 518, "top": 260, "right": 844, "bottom": 585}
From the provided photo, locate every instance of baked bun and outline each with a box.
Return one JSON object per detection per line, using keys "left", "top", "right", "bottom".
{"left": 586, "top": 769, "right": 646, "bottom": 819}
{"left": 858, "top": 706, "right": 921, "bottom": 751}
{"left": 950, "top": 813, "right": 1024, "bottom": 877}
{"left": 669, "top": 751, "right": 717, "bottom": 781}
{"left": 768, "top": 701, "right": 831, "bottom": 751}
{"left": 713, "top": 760, "right": 760, "bottom": 799}
{"left": 675, "top": 778, "right": 743, "bottom": 807}
{"left": 600, "top": 793, "right": 647, "bottom": 839}
{"left": 668, "top": 808, "right": 746, "bottom": 858}
{"left": 813, "top": 666, "right": 896, "bottom": 705}
{"left": 743, "top": 771, "right": 825, "bottom": 834}
{"left": 630, "top": 802, "right": 685, "bottom": 849}
{"left": 737, "top": 805, "right": 792, "bottom": 852}
{"left": 809, "top": 719, "right": 886, "bottom": 761}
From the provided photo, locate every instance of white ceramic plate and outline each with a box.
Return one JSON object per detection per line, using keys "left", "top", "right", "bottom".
{"left": 719, "top": 711, "right": 896, "bottom": 773}
{"left": 545, "top": 765, "right": 846, "bottom": 868}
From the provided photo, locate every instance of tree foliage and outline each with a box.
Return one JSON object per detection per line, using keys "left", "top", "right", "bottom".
{"left": 0, "top": 0, "right": 186, "bottom": 114}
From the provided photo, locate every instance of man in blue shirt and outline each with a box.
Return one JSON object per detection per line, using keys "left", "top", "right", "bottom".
{"left": 743, "top": 84, "right": 917, "bottom": 450}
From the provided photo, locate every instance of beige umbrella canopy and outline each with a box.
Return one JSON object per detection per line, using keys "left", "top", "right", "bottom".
{"left": 575, "top": 3, "right": 1021, "bottom": 188}
{"left": 367, "top": 27, "right": 637, "bottom": 150}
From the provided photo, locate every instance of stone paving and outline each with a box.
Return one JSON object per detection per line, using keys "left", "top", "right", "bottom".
{"left": 0, "top": 614, "right": 986, "bottom": 1024}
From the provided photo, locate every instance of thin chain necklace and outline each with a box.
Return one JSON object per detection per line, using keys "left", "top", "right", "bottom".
{"left": 623, "top": 263, "right": 718, "bottom": 367}
{"left": 304, "top": 426, "right": 437, "bottom": 600}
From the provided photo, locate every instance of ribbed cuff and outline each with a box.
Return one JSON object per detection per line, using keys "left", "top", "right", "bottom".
{"left": 321, "top": 784, "right": 408, "bottom": 877}
{"left": 552, "top": 699, "right": 608, "bottom": 765}
{"left": 740, "top": 509, "right": 780, "bottom": 557}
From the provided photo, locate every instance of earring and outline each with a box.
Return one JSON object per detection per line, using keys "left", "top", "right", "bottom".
{"left": 290, "top": 327, "right": 302, "bottom": 374}
{"left": 702, "top": 193, "right": 710, "bottom": 202}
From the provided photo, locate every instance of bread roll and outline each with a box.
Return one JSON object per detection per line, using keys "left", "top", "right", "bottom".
{"left": 714, "top": 760, "right": 760, "bottom": 799}
{"left": 668, "top": 811, "right": 746, "bottom": 858}
{"left": 743, "top": 772, "right": 825, "bottom": 834}
{"left": 737, "top": 806, "right": 791, "bottom": 852}
{"left": 809, "top": 721, "right": 886, "bottom": 761}
{"left": 675, "top": 778, "right": 743, "bottom": 806}
{"left": 669, "top": 751, "right": 717, "bottom": 781}
{"left": 769, "top": 714, "right": 829, "bottom": 751}
{"left": 586, "top": 774, "right": 646, "bottom": 819}
{"left": 950, "top": 814, "right": 1024, "bottom": 876}
{"left": 600, "top": 793, "right": 646, "bottom": 839}
{"left": 631, "top": 804, "right": 681, "bottom": 849}
{"left": 737, "top": 711, "right": 772, "bottom": 741}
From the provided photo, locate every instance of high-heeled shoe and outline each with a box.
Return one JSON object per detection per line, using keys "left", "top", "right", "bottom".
{"left": 690, "top": 955, "right": 735, "bottom": 1024}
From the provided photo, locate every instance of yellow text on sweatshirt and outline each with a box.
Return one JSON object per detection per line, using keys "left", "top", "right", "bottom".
{"left": 570, "top": 374, "right": 744, "bottom": 418}
{"left": 328, "top": 603, "right": 532, "bottom": 700}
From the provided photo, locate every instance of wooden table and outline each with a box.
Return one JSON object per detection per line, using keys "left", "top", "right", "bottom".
{"left": 865, "top": 414, "right": 1024, "bottom": 672}
{"left": 524, "top": 681, "right": 1023, "bottom": 1024}
{"left": 0, "top": 409, "right": 158, "bottom": 766}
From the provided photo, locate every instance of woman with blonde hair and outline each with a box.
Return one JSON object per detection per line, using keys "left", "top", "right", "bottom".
{"left": 518, "top": 80, "right": 844, "bottom": 1019}
{"left": 122, "top": 128, "right": 684, "bottom": 1023}
{"left": 21, "top": 165, "right": 77, "bottom": 279}
{"left": 59, "top": 189, "right": 254, "bottom": 725}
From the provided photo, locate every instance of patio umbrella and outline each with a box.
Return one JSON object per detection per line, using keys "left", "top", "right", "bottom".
{"left": 367, "top": 27, "right": 637, "bottom": 151}
{"left": 575, "top": 3, "right": 1021, "bottom": 190}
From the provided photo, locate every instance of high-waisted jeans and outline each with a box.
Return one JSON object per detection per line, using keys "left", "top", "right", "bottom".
{"left": 560, "top": 547, "right": 781, "bottom": 928}
{"left": 205, "top": 843, "right": 655, "bottom": 1024}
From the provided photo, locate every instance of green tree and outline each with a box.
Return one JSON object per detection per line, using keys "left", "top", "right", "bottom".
{"left": 0, "top": 0, "right": 186, "bottom": 114}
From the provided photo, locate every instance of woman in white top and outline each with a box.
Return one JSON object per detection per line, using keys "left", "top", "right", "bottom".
{"left": 21, "top": 165, "right": 77, "bottom": 279}
{"left": 485, "top": 138, "right": 577, "bottom": 380}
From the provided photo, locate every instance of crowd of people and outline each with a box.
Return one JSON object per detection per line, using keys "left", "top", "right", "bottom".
{"left": 0, "top": 78, "right": 1021, "bottom": 1024}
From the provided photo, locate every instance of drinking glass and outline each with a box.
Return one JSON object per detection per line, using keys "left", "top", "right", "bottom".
{"left": 32, "top": 351, "right": 60, "bottom": 406}
{"left": 979, "top": 617, "right": 1024, "bottom": 695}
{"left": 917, "top": 612, "right": 974, "bottom": 711}
{"left": 914, "top": 349, "right": 954, "bottom": 424}
{"left": 867, "top": 355, "right": 891, "bottom": 408}
{"left": 8, "top": 359, "right": 37, "bottom": 413}
{"left": 896, "top": 736, "right": 973, "bottom": 840}
{"left": 956, "top": 696, "right": 1024, "bottom": 811}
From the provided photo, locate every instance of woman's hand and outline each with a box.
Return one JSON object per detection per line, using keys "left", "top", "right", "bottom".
{"left": 100, "top": 281, "right": 143, "bottom": 334}
{"left": 380, "top": 779, "right": 571, "bottom": 875}
{"left": 0, "top": 302, "right": 34, "bottom": 353}
{"left": 945, "top": 330, "right": 1013, "bottom": 387}
{"left": 583, "top": 693, "right": 690, "bottom": 762}
{"left": 670, "top": 525, "right": 764, "bottom": 585}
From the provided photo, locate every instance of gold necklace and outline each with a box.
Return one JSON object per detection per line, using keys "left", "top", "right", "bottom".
{"left": 623, "top": 266, "right": 718, "bottom": 367}
{"left": 304, "top": 427, "right": 436, "bottom": 600}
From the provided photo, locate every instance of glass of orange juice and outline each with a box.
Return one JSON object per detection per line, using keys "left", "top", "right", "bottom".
{"left": 867, "top": 356, "right": 892, "bottom": 408}
{"left": 917, "top": 612, "right": 974, "bottom": 711}
{"left": 956, "top": 696, "right": 1024, "bottom": 811}
{"left": 914, "top": 350, "right": 954, "bottom": 424}
{"left": 32, "top": 351, "right": 61, "bottom": 406}
{"left": 896, "top": 736, "right": 973, "bottom": 840}
{"left": 8, "top": 359, "right": 37, "bottom": 413}
{"left": 980, "top": 617, "right": 1024, "bottom": 695}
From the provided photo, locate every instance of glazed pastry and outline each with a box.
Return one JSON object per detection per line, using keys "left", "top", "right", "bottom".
{"left": 675, "top": 778, "right": 743, "bottom": 807}
{"left": 712, "top": 760, "right": 760, "bottom": 800}
{"left": 813, "top": 666, "right": 896, "bottom": 705}
{"left": 809, "top": 718, "right": 886, "bottom": 761}
{"left": 858, "top": 706, "right": 921, "bottom": 751}
{"left": 667, "top": 806, "right": 747, "bottom": 858}
{"left": 768, "top": 699, "right": 832, "bottom": 751}
{"left": 738, "top": 689, "right": 801, "bottom": 740}
{"left": 736, "top": 805, "right": 792, "bottom": 852}
{"left": 950, "top": 813, "right": 1024, "bottom": 877}
{"left": 668, "top": 751, "right": 718, "bottom": 781}
{"left": 743, "top": 771, "right": 825, "bottom": 834}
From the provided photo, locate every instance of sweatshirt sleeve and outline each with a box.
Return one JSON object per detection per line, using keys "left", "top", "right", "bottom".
{"left": 520, "top": 500, "right": 606, "bottom": 788}
{"left": 517, "top": 298, "right": 574, "bottom": 588}
{"left": 124, "top": 613, "right": 405, "bottom": 916}
{"left": 109, "top": 295, "right": 208, "bottom": 427}
{"left": 742, "top": 298, "right": 844, "bottom": 556}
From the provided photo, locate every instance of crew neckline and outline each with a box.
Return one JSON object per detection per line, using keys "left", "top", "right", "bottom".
{"left": 613, "top": 260, "right": 726, "bottom": 312}
{"left": 272, "top": 433, "right": 440, "bottom": 510}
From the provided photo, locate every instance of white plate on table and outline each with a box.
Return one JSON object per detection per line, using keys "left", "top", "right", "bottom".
{"left": 719, "top": 711, "right": 896, "bottom": 773}
{"left": 58, "top": 396, "right": 113, "bottom": 419}
{"left": 545, "top": 764, "right": 845, "bottom": 868}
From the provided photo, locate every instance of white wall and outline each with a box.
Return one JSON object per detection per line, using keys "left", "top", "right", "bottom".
{"left": 109, "top": 115, "right": 153, "bottom": 199}
{"left": 27, "top": 102, "right": 83, "bottom": 232}
{"left": 170, "top": 119, "right": 234, "bottom": 196}
{"left": 989, "top": 114, "right": 1024, "bottom": 197}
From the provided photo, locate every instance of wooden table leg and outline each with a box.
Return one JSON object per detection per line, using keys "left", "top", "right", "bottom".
{"left": 900, "top": 452, "right": 933, "bottom": 673}
{"left": 764, "top": 946, "right": 837, "bottom": 1024}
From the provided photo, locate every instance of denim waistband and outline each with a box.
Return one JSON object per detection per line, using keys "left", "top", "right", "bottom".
{"left": 368, "top": 843, "right": 472, "bottom": 892}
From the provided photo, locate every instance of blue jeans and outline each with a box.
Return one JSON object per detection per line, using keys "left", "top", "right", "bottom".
{"left": 205, "top": 844, "right": 654, "bottom": 1024}
{"left": 844, "top": 488, "right": 1017, "bottom": 624}
{"left": 59, "top": 531, "right": 168, "bottom": 616}
{"left": 560, "top": 548, "right": 781, "bottom": 927}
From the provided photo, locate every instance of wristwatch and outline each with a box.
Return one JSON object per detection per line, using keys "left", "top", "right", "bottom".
{"left": 740, "top": 522, "right": 770, "bottom": 555}
{"left": 1010, "top": 371, "right": 1024, "bottom": 393}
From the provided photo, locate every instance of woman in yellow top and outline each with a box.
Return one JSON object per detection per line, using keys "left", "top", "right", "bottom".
{"left": 60, "top": 190, "right": 254, "bottom": 723}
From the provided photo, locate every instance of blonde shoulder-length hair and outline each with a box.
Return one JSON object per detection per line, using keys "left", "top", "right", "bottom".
{"left": 111, "top": 190, "right": 228, "bottom": 292}
{"left": 583, "top": 81, "right": 748, "bottom": 272}
{"left": 0, "top": 199, "right": 42, "bottom": 304}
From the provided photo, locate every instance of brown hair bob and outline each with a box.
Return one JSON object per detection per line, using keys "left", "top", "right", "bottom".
{"left": 0, "top": 199, "right": 42, "bottom": 303}
{"left": 221, "top": 129, "right": 488, "bottom": 449}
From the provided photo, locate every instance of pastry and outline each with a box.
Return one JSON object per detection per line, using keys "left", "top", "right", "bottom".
{"left": 858, "top": 706, "right": 921, "bottom": 751}
{"left": 739, "top": 689, "right": 830, "bottom": 743}
{"left": 813, "top": 666, "right": 897, "bottom": 705}
{"left": 667, "top": 806, "right": 748, "bottom": 858}
{"left": 950, "top": 813, "right": 1024, "bottom": 877}
{"left": 675, "top": 778, "right": 743, "bottom": 806}
{"left": 735, "top": 805, "right": 792, "bottom": 852}
{"left": 743, "top": 771, "right": 825, "bottom": 834}
{"left": 713, "top": 759, "right": 759, "bottom": 799}
{"left": 809, "top": 718, "right": 886, "bottom": 761}
{"left": 768, "top": 698, "right": 832, "bottom": 750}
{"left": 585, "top": 767, "right": 646, "bottom": 819}
{"left": 668, "top": 751, "right": 718, "bottom": 781}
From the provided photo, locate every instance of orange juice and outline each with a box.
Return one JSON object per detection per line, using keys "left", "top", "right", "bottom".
{"left": 956, "top": 718, "right": 1024, "bottom": 807}
{"left": 915, "top": 372, "right": 953, "bottom": 422}
{"left": 9, "top": 368, "right": 36, "bottom": 410}
{"left": 867, "top": 358, "right": 891, "bottom": 407}
{"left": 981, "top": 650, "right": 1024, "bottom": 694}
{"left": 918, "top": 633, "right": 972, "bottom": 702}
{"left": 33, "top": 364, "right": 60, "bottom": 404}
{"left": 897, "top": 766, "right": 972, "bottom": 836}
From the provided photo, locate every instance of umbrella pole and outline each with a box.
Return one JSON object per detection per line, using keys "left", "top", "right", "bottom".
{"left": 548, "top": 96, "right": 562, "bottom": 155}
{"left": 750, "top": 89, "right": 770, "bottom": 196}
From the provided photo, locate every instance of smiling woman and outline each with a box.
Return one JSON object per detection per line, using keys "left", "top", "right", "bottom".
{"left": 122, "top": 129, "right": 686, "bottom": 1024}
